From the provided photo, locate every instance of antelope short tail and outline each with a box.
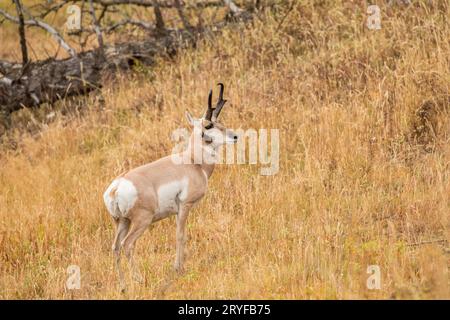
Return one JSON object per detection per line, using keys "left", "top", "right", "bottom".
{"left": 103, "top": 178, "right": 138, "bottom": 219}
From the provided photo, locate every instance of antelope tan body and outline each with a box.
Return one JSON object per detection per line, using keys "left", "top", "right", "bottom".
{"left": 103, "top": 83, "right": 237, "bottom": 291}
{"left": 104, "top": 155, "right": 213, "bottom": 223}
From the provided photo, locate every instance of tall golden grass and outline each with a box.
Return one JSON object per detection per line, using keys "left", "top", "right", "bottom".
{"left": 0, "top": 1, "right": 449, "bottom": 299}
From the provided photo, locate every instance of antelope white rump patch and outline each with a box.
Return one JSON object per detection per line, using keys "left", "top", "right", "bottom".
{"left": 103, "top": 178, "right": 138, "bottom": 218}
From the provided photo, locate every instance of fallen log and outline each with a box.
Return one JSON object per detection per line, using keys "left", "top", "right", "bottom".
{"left": 0, "top": 10, "right": 251, "bottom": 117}
{"left": 0, "top": 33, "right": 176, "bottom": 115}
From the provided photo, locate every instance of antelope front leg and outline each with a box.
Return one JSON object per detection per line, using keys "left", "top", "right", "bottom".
{"left": 175, "top": 203, "right": 191, "bottom": 274}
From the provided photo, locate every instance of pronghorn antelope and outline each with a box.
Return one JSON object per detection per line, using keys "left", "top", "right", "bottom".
{"left": 103, "top": 83, "right": 238, "bottom": 290}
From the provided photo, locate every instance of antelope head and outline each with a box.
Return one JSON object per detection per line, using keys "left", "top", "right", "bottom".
{"left": 185, "top": 83, "right": 238, "bottom": 150}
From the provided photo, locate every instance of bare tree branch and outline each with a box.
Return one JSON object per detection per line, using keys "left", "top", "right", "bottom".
{"left": 97, "top": 3, "right": 109, "bottom": 23}
{"left": 36, "top": 1, "right": 67, "bottom": 19}
{"left": 174, "top": 0, "right": 192, "bottom": 30}
{"left": 12, "top": 0, "right": 29, "bottom": 66}
{"left": 89, "top": 0, "right": 105, "bottom": 56}
{"left": 0, "top": 8, "right": 77, "bottom": 57}
{"left": 79, "top": 0, "right": 88, "bottom": 51}
{"left": 152, "top": 0, "right": 166, "bottom": 33}
{"left": 65, "top": 19, "right": 158, "bottom": 36}
{"left": 104, "top": 19, "right": 155, "bottom": 33}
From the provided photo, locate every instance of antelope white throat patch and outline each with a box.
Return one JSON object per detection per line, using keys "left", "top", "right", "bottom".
{"left": 156, "top": 177, "right": 189, "bottom": 216}
{"left": 103, "top": 178, "right": 138, "bottom": 218}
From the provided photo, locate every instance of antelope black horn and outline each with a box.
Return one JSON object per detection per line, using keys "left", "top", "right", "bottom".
{"left": 204, "top": 89, "right": 213, "bottom": 120}
{"left": 212, "top": 83, "right": 227, "bottom": 120}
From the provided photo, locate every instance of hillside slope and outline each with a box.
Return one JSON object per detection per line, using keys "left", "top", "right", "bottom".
{"left": 0, "top": 1, "right": 449, "bottom": 299}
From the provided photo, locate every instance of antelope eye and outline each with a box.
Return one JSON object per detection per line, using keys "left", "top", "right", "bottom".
{"left": 204, "top": 123, "right": 214, "bottom": 130}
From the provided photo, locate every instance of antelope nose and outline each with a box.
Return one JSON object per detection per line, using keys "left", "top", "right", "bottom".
{"left": 233, "top": 135, "right": 238, "bottom": 140}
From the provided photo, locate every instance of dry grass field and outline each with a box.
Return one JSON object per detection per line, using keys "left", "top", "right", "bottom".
{"left": 0, "top": 1, "right": 449, "bottom": 299}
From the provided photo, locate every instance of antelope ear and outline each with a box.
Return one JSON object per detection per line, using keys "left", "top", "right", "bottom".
{"left": 185, "top": 110, "right": 194, "bottom": 126}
